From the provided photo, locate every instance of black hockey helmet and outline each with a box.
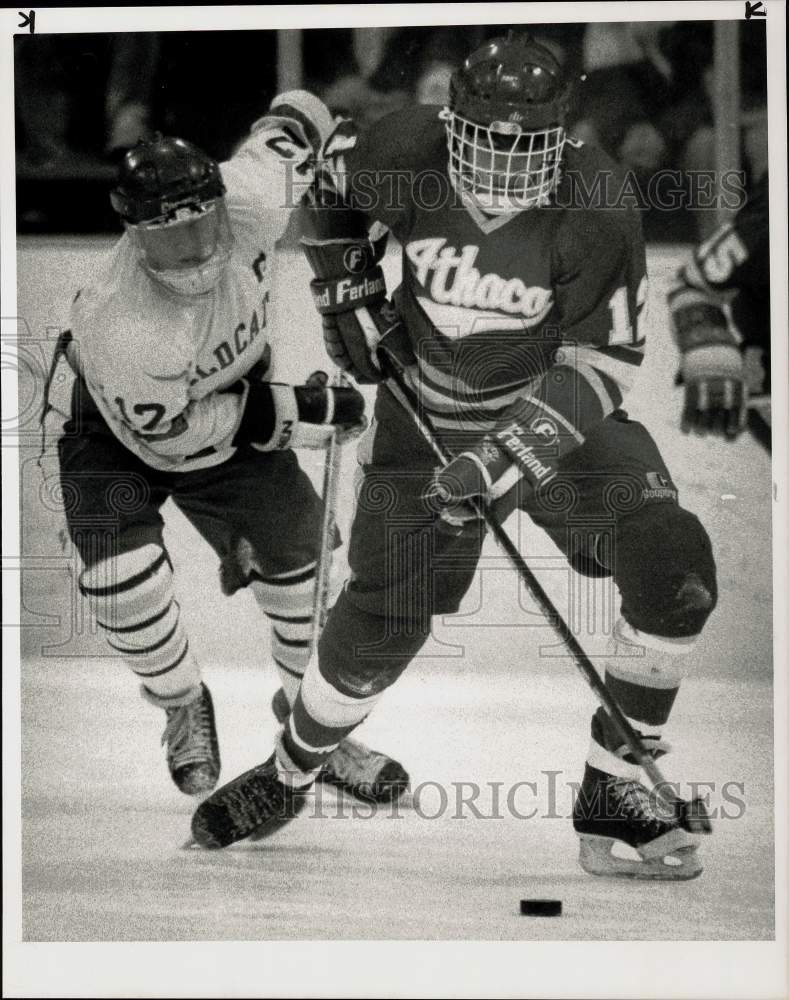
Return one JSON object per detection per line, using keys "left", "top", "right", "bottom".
{"left": 441, "top": 34, "right": 572, "bottom": 212}
{"left": 449, "top": 33, "right": 571, "bottom": 130}
{"left": 111, "top": 135, "right": 233, "bottom": 295}
{"left": 110, "top": 134, "right": 226, "bottom": 224}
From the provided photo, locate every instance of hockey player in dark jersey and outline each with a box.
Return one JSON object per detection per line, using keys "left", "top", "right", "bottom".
{"left": 669, "top": 173, "right": 771, "bottom": 449}
{"left": 192, "top": 36, "right": 719, "bottom": 880}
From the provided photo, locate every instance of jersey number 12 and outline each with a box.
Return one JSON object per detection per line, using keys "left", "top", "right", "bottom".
{"left": 608, "top": 276, "right": 647, "bottom": 345}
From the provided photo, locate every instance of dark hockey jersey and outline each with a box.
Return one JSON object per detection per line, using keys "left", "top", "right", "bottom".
{"left": 669, "top": 173, "right": 770, "bottom": 362}
{"left": 325, "top": 104, "right": 648, "bottom": 449}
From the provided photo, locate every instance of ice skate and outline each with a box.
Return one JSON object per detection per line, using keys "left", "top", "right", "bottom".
{"left": 272, "top": 687, "right": 409, "bottom": 802}
{"left": 190, "top": 752, "right": 310, "bottom": 848}
{"left": 573, "top": 761, "right": 702, "bottom": 880}
{"left": 150, "top": 683, "right": 221, "bottom": 796}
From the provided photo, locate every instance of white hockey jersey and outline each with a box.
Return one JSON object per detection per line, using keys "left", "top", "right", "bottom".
{"left": 64, "top": 91, "right": 334, "bottom": 473}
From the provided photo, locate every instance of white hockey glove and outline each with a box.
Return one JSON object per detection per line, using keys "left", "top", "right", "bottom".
{"left": 673, "top": 302, "right": 747, "bottom": 439}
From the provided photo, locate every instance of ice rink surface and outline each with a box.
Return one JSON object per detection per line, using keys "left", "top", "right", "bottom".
{"left": 13, "top": 238, "right": 776, "bottom": 941}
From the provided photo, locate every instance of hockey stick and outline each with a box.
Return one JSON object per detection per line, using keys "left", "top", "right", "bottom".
{"left": 183, "top": 384, "right": 347, "bottom": 852}
{"left": 310, "top": 370, "right": 347, "bottom": 655}
{"left": 383, "top": 359, "right": 712, "bottom": 835}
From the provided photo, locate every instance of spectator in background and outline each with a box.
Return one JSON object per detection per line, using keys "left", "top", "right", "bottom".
{"left": 16, "top": 33, "right": 162, "bottom": 167}
{"left": 658, "top": 20, "right": 767, "bottom": 183}
{"left": 571, "top": 21, "right": 767, "bottom": 237}
{"left": 570, "top": 23, "right": 677, "bottom": 182}
{"left": 16, "top": 35, "right": 115, "bottom": 169}
{"left": 104, "top": 34, "right": 161, "bottom": 157}
{"left": 319, "top": 25, "right": 444, "bottom": 127}
{"left": 15, "top": 22, "right": 766, "bottom": 240}
{"left": 153, "top": 32, "right": 278, "bottom": 161}
{"left": 320, "top": 24, "right": 584, "bottom": 121}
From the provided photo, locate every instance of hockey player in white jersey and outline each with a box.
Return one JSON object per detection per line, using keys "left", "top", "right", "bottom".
{"left": 49, "top": 91, "right": 408, "bottom": 802}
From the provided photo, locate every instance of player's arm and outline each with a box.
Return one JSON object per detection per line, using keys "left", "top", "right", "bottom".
{"left": 431, "top": 215, "right": 648, "bottom": 523}
{"left": 668, "top": 240, "right": 747, "bottom": 439}
{"left": 300, "top": 110, "right": 417, "bottom": 382}
{"left": 667, "top": 180, "right": 768, "bottom": 438}
{"left": 83, "top": 353, "right": 364, "bottom": 465}
{"left": 219, "top": 90, "right": 338, "bottom": 237}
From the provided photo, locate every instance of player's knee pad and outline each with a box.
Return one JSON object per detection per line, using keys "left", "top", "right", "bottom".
{"left": 78, "top": 541, "right": 189, "bottom": 678}
{"left": 318, "top": 589, "right": 430, "bottom": 699}
{"left": 614, "top": 504, "right": 717, "bottom": 640}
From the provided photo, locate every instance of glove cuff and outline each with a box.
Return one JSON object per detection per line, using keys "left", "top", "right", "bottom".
{"left": 681, "top": 343, "right": 744, "bottom": 381}
{"left": 234, "top": 382, "right": 299, "bottom": 451}
{"left": 674, "top": 304, "right": 735, "bottom": 353}
{"left": 310, "top": 267, "right": 386, "bottom": 315}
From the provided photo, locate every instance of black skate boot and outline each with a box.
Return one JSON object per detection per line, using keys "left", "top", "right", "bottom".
{"left": 152, "top": 683, "right": 221, "bottom": 796}
{"left": 271, "top": 687, "right": 409, "bottom": 803}
{"left": 190, "top": 751, "right": 311, "bottom": 848}
{"left": 572, "top": 759, "right": 702, "bottom": 880}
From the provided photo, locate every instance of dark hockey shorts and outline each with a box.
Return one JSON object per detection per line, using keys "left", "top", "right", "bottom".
{"left": 57, "top": 383, "right": 328, "bottom": 586}
{"left": 346, "top": 384, "right": 690, "bottom": 623}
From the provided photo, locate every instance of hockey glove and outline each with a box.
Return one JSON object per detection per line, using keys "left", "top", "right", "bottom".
{"left": 301, "top": 235, "right": 415, "bottom": 383}
{"left": 425, "top": 400, "right": 566, "bottom": 533}
{"left": 427, "top": 452, "right": 519, "bottom": 535}
{"left": 232, "top": 377, "right": 365, "bottom": 451}
{"left": 674, "top": 303, "right": 747, "bottom": 439}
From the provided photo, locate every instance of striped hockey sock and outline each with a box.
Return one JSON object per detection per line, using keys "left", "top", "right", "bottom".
{"left": 250, "top": 559, "right": 335, "bottom": 707}
{"left": 277, "top": 666, "right": 385, "bottom": 783}
{"left": 79, "top": 543, "right": 200, "bottom": 707}
{"left": 275, "top": 591, "right": 430, "bottom": 782}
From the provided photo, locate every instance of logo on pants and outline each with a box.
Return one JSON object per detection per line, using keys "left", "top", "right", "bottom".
{"left": 643, "top": 471, "right": 677, "bottom": 501}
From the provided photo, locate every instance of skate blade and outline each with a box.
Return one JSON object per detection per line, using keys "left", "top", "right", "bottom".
{"left": 578, "top": 834, "right": 703, "bottom": 881}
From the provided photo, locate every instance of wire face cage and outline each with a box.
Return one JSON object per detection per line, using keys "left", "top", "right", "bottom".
{"left": 442, "top": 107, "right": 566, "bottom": 213}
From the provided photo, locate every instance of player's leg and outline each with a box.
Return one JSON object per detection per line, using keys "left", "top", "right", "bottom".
{"left": 527, "top": 411, "right": 717, "bottom": 879}
{"left": 277, "top": 385, "right": 484, "bottom": 786}
{"left": 57, "top": 390, "right": 219, "bottom": 794}
{"left": 171, "top": 437, "right": 413, "bottom": 800}
{"left": 191, "top": 386, "right": 485, "bottom": 846}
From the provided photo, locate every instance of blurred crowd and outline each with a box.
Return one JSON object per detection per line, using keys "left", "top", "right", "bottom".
{"left": 15, "top": 22, "right": 767, "bottom": 235}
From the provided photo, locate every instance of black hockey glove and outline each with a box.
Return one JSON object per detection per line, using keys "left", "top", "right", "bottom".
{"left": 674, "top": 303, "right": 747, "bottom": 439}
{"left": 301, "top": 235, "right": 415, "bottom": 383}
{"left": 232, "top": 377, "right": 365, "bottom": 451}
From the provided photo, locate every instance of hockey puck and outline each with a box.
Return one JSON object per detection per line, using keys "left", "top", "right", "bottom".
{"left": 520, "top": 899, "right": 562, "bottom": 917}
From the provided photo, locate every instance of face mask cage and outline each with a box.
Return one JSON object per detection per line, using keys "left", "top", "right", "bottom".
{"left": 127, "top": 199, "right": 234, "bottom": 295}
{"left": 441, "top": 108, "right": 565, "bottom": 214}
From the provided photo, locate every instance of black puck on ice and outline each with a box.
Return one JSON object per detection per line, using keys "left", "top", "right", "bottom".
{"left": 520, "top": 899, "right": 562, "bottom": 916}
